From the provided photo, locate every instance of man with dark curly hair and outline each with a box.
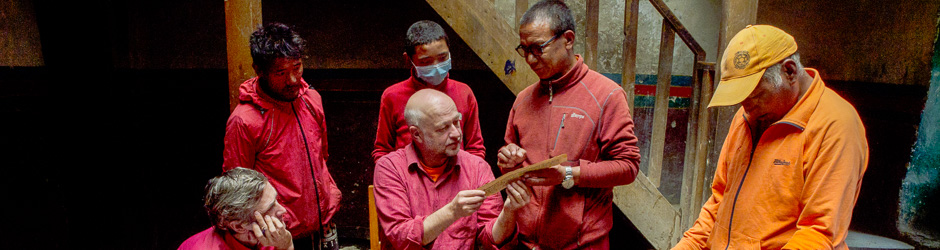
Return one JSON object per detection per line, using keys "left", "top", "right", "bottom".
{"left": 222, "top": 23, "right": 342, "bottom": 250}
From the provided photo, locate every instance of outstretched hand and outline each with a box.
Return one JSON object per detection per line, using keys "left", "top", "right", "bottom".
{"left": 503, "top": 180, "right": 532, "bottom": 212}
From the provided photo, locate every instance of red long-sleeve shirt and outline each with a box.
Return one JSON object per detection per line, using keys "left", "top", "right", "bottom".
{"left": 373, "top": 144, "right": 505, "bottom": 250}
{"left": 503, "top": 56, "right": 641, "bottom": 249}
{"left": 372, "top": 73, "right": 485, "bottom": 162}
{"left": 178, "top": 227, "right": 275, "bottom": 250}
{"left": 223, "top": 78, "right": 342, "bottom": 238}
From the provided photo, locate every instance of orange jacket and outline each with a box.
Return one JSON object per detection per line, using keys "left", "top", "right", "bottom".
{"left": 674, "top": 69, "right": 868, "bottom": 250}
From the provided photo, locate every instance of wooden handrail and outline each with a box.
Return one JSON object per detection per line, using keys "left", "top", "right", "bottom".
{"left": 648, "top": 0, "right": 706, "bottom": 58}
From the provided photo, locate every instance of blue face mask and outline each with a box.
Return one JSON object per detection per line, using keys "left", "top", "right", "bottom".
{"left": 413, "top": 58, "right": 452, "bottom": 86}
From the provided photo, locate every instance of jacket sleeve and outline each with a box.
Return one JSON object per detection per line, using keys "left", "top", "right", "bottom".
{"left": 373, "top": 157, "right": 425, "bottom": 249}
{"left": 501, "top": 106, "right": 520, "bottom": 174}
{"left": 222, "top": 115, "right": 256, "bottom": 172}
{"left": 577, "top": 88, "right": 641, "bottom": 188}
{"left": 373, "top": 93, "right": 397, "bottom": 163}
{"left": 782, "top": 117, "right": 868, "bottom": 250}
{"left": 462, "top": 90, "right": 486, "bottom": 160}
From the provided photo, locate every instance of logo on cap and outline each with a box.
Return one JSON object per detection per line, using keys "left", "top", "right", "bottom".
{"left": 734, "top": 51, "right": 750, "bottom": 69}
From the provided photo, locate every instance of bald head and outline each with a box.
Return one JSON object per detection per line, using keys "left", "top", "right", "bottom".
{"left": 405, "top": 89, "right": 463, "bottom": 163}
{"left": 404, "top": 89, "right": 458, "bottom": 128}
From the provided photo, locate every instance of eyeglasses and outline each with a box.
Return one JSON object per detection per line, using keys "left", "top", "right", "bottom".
{"left": 515, "top": 34, "right": 559, "bottom": 57}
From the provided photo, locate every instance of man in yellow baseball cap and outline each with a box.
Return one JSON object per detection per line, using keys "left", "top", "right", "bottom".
{"left": 673, "top": 25, "right": 869, "bottom": 249}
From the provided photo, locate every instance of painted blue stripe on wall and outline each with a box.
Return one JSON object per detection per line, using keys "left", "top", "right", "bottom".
{"left": 600, "top": 73, "right": 693, "bottom": 87}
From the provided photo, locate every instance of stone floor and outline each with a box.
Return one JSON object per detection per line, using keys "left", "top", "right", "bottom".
{"left": 845, "top": 230, "right": 914, "bottom": 250}
{"left": 338, "top": 238, "right": 370, "bottom": 250}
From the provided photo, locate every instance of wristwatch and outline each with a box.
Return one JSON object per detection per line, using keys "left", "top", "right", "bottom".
{"left": 562, "top": 166, "right": 574, "bottom": 189}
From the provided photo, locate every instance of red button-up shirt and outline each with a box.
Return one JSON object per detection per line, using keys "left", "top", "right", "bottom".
{"left": 178, "top": 227, "right": 275, "bottom": 250}
{"left": 373, "top": 144, "right": 504, "bottom": 250}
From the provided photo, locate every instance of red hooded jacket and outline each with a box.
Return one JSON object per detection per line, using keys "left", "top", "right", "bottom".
{"left": 223, "top": 77, "right": 342, "bottom": 238}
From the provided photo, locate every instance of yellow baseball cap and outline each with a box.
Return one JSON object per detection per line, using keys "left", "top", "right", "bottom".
{"left": 708, "top": 25, "right": 798, "bottom": 107}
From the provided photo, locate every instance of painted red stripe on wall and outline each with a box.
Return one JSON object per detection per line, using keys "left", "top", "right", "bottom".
{"left": 634, "top": 85, "right": 693, "bottom": 98}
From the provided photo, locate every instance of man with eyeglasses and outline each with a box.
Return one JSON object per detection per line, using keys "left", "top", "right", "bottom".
{"left": 373, "top": 20, "right": 486, "bottom": 163}
{"left": 496, "top": 0, "right": 641, "bottom": 249}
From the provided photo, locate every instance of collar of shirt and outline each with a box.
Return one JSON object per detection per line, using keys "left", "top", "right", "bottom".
{"left": 404, "top": 143, "right": 461, "bottom": 188}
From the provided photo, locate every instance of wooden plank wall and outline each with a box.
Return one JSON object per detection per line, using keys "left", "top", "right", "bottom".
{"left": 425, "top": 0, "right": 539, "bottom": 95}
{"left": 1, "top": 0, "right": 44, "bottom": 66}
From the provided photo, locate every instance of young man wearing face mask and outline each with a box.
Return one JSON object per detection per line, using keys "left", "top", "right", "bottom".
{"left": 372, "top": 20, "right": 486, "bottom": 163}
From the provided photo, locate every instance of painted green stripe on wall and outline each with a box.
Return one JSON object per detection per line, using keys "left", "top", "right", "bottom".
{"left": 633, "top": 96, "right": 690, "bottom": 108}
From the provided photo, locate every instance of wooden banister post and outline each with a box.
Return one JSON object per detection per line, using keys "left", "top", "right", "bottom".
{"left": 225, "top": 0, "right": 262, "bottom": 112}
{"left": 584, "top": 0, "right": 599, "bottom": 70}
{"left": 648, "top": 20, "right": 675, "bottom": 188}
{"left": 622, "top": 0, "right": 639, "bottom": 112}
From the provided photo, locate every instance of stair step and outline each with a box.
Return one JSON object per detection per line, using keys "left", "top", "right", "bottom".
{"left": 846, "top": 230, "right": 914, "bottom": 250}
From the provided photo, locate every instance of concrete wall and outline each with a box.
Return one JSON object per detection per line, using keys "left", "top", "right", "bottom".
{"left": 758, "top": 0, "right": 940, "bottom": 86}
{"left": 899, "top": 30, "right": 940, "bottom": 248}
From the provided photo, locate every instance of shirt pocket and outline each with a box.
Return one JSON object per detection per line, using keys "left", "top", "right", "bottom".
{"left": 551, "top": 108, "right": 596, "bottom": 156}
{"left": 759, "top": 138, "right": 804, "bottom": 206}
{"left": 707, "top": 222, "right": 761, "bottom": 249}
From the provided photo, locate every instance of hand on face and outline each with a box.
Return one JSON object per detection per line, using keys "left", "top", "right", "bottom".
{"left": 449, "top": 189, "right": 486, "bottom": 218}
{"left": 522, "top": 165, "right": 565, "bottom": 186}
{"left": 497, "top": 143, "right": 527, "bottom": 171}
{"left": 251, "top": 211, "right": 294, "bottom": 250}
{"left": 503, "top": 180, "right": 532, "bottom": 212}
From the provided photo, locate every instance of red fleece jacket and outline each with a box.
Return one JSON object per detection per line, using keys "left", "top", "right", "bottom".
{"left": 503, "top": 56, "right": 641, "bottom": 249}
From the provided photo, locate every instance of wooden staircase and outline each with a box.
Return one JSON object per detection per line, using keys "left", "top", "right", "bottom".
{"left": 426, "top": 0, "right": 716, "bottom": 248}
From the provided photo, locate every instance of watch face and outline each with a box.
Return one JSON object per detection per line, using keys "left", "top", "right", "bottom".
{"left": 562, "top": 178, "right": 574, "bottom": 189}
